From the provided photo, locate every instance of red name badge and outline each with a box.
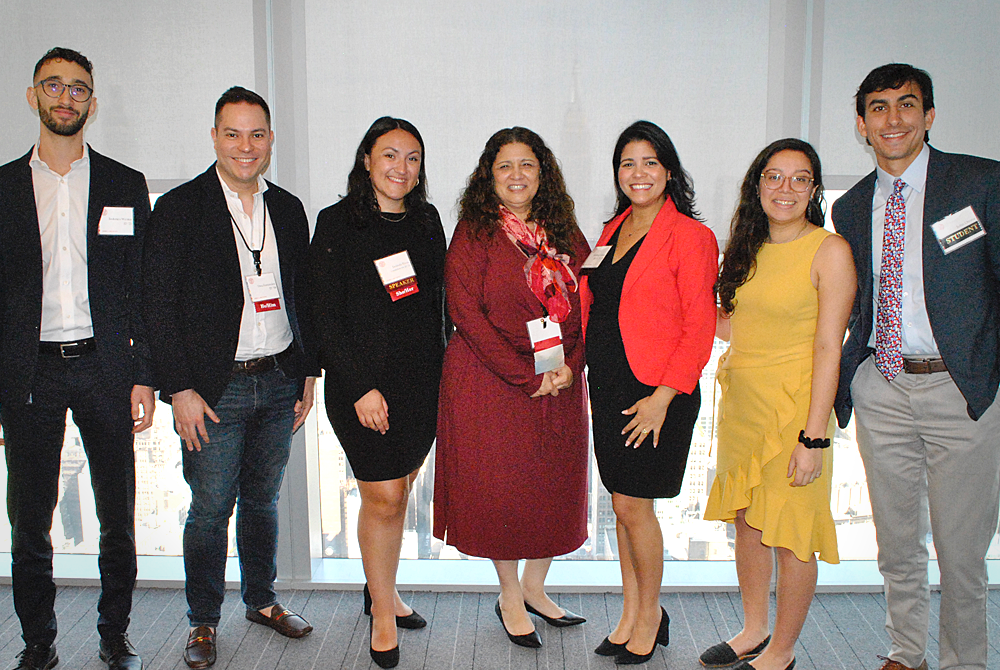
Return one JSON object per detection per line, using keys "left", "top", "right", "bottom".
{"left": 385, "top": 276, "right": 420, "bottom": 302}
{"left": 246, "top": 273, "right": 281, "bottom": 312}
{"left": 375, "top": 251, "right": 420, "bottom": 302}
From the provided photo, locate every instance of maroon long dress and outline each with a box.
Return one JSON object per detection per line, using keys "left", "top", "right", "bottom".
{"left": 433, "top": 219, "right": 590, "bottom": 560}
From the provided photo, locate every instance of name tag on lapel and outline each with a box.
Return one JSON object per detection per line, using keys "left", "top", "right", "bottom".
{"left": 98, "top": 207, "right": 134, "bottom": 235}
{"left": 931, "top": 206, "right": 985, "bottom": 254}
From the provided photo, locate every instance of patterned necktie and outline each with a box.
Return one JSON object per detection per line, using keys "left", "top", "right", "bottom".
{"left": 875, "top": 178, "right": 906, "bottom": 380}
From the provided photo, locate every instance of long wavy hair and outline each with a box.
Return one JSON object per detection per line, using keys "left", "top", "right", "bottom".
{"left": 458, "top": 127, "right": 579, "bottom": 256}
{"left": 344, "top": 116, "right": 428, "bottom": 225}
{"left": 716, "top": 138, "right": 826, "bottom": 315}
{"left": 611, "top": 120, "right": 701, "bottom": 222}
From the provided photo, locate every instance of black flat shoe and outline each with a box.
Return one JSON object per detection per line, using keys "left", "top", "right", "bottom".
{"left": 595, "top": 636, "right": 628, "bottom": 656}
{"left": 494, "top": 599, "right": 541, "bottom": 648}
{"left": 732, "top": 658, "right": 795, "bottom": 670}
{"left": 368, "top": 618, "right": 400, "bottom": 669}
{"left": 700, "top": 635, "right": 771, "bottom": 667}
{"left": 524, "top": 600, "right": 586, "bottom": 627}
{"left": 364, "top": 583, "right": 427, "bottom": 629}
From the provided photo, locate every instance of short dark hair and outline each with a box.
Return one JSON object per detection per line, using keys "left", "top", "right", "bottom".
{"left": 856, "top": 63, "right": 934, "bottom": 142}
{"left": 33, "top": 47, "right": 93, "bottom": 82}
{"left": 611, "top": 120, "right": 701, "bottom": 222}
{"left": 345, "top": 116, "right": 428, "bottom": 223}
{"left": 214, "top": 86, "right": 271, "bottom": 128}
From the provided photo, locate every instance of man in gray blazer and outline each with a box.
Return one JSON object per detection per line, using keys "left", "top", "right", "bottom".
{"left": 834, "top": 63, "right": 1000, "bottom": 670}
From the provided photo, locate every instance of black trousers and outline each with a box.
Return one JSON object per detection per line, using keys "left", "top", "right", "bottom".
{"left": 2, "top": 353, "right": 137, "bottom": 646}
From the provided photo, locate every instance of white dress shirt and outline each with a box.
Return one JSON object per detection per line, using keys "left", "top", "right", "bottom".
{"left": 216, "top": 169, "right": 293, "bottom": 360}
{"left": 868, "top": 143, "right": 940, "bottom": 357}
{"left": 31, "top": 144, "right": 94, "bottom": 342}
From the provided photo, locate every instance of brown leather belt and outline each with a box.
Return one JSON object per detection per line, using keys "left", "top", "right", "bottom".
{"left": 39, "top": 338, "right": 96, "bottom": 359}
{"left": 903, "top": 357, "right": 947, "bottom": 374}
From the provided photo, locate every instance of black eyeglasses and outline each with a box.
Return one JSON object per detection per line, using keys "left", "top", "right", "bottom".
{"left": 760, "top": 171, "right": 814, "bottom": 193}
{"left": 35, "top": 78, "right": 93, "bottom": 103}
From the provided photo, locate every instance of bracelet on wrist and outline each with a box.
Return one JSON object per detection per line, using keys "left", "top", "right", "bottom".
{"left": 798, "top": 430, "right": 830, "bottom": 450}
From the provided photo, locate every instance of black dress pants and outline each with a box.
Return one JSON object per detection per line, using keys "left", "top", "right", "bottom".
{"left": 2, "top": 353, "right": 137, "bottom": 646}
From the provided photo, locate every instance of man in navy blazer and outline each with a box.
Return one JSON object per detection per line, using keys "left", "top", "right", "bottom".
{"left": 0, "top": 48, "right": 152, "bottom": 670}
{"left": 834, "top": 63, "right": 1000, "bottom": 670}
{"left": 142, "top": 87, "right": 318, "bottom": 669}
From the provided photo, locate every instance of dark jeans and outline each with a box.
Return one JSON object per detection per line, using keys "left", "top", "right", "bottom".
{"left": 182, "top": 367, "right": 298, "bottom": 627}
{"left": 2, "top": 354, "right": 137, "bottom": 647}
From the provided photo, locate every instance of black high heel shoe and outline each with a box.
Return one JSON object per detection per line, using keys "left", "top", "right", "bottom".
{"left": 368, "top": 618, "right": 399, "bottom": 669}
{"left": 614, "top": 607, "right": 670, "bottom": 665}
{"left": 594, "top": 636, "right": 628, "bottom": 656}
{"left": 363, "top": 583, "right": 427, "bottom": 629}
{"left": 494, "top": 599, "right": 541, "bottom": 648}
{"left": 523, "top": 601, "right": 586, "bottom": 627}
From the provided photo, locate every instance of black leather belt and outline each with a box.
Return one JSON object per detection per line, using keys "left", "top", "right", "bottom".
{"left": 39, "top": 338, "right": 95, "bottom": 359}
{"left": 233, "top": 355, "right": 278, "bottom": 374}
{"left": 903, "top": 357, "right": 947, "bottom": 374}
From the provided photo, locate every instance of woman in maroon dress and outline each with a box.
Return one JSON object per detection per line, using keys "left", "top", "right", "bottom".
{"left": 434, "top": 127, "right": 590, "bottom": 648}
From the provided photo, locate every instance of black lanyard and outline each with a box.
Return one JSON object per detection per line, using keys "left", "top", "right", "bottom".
{"left": 230, "top": 202, "right": 267, "bottom": 276}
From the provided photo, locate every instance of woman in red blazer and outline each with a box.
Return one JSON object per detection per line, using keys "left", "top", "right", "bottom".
{"left": 580, "top": 121, "right": 717, "bottom": 665}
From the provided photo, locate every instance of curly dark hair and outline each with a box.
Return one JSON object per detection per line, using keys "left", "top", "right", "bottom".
{"left": 458, "top": 127, "right": 579, "bottom": 256}
{"left": 716, "top": 138, "right": 826, "bottom": 315}
{"left": 344, "top": 116, "right": 428, "bottom": 225}
{"left": 611, "top": 120, "right": 701, "bottom": 221}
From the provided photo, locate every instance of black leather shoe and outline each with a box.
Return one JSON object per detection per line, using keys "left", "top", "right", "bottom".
{"left": 369, "top": 618, "right": 400, "bottom": 669}
{"left": 363, "top": 583, "right": 427, "bottom": 629}
{"left": 700, "top": 635, "right": 771, "bottom": 667}
{"left": 13, "top": 644, "right": 57, "bottom": 670}
{"left": 524, "top": 600, "right": 586, "bottom": 627}
{"left": 594, "top": 636, "right": 627, "bottom": 656}
{"left": 494, "top": 599, "right": 541, "bottom": 648}
{"left": 99, "top": 633, "right": 143, "bottom": 669}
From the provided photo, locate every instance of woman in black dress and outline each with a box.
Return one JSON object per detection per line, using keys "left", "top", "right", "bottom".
{"left": 309, "top": 117, "right": 447, "bottom": 668}
{"left": 580, "top": 121, "right": 718, "bottom": 664}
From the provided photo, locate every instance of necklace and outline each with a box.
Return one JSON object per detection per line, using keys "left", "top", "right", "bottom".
{"left": 379, "top": 210, "right": 408, "bottom": 222}
{"left": 768, "top": 222, "right": 811, "bottom": 244}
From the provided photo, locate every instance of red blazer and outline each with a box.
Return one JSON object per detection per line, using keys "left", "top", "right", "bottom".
{"left": 580, "top": 197, "right": 718, "bottom": 394}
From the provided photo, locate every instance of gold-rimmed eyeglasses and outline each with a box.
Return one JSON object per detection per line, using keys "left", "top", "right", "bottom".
{"left": 760, "top": 171, "right": 813, "bottom": 192}
{"left": 35, "top": 78, "right": 93, "bottom": 103}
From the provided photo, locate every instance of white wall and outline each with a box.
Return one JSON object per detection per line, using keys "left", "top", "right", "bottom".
{"left": 0, "top": 1, "right": 257, "bottom": 180}
{"left": 818, "top": 0, "right": 1000, "bottom": 178}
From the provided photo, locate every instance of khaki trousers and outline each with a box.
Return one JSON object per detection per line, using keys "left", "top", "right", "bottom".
{"left": 852, "top": 355, "right": 1000, "bottom": 670}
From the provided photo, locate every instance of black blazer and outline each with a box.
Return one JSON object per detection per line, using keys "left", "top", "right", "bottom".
{"left": 142, "top": 164, "right": 318, "bottom": 408}
{"left": 0, "top": 147, "right": 152, "bottom": 407}
{"left": 834, "top": 147, "right": 1000, "bottom": 425}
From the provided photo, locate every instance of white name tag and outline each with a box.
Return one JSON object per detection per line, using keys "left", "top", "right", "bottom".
{"left": 581, "top": 245, "right": 612, "bottom": 269}
{"left": 526, "top": 316, "right": 564, "bottom": 374}
{"left": 98, "top": 206, "right": 134, "bottom": 236}
{"left": 246, "top": 272, "right": 281, "bottom": 312}
{"left": 374, "top": 250, "right": 419, "bottom": 301}
{"left": 931, "top": 206, "right": 985, "bottom": 254}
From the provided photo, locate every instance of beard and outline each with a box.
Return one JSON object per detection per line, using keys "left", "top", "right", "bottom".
{"left": 39, "top": 104, "right": 88, "bottom": 137}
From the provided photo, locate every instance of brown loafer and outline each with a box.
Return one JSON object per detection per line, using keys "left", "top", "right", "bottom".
{"left": 245, "top": 603, "right": 313, "bottom": 638}
{"left": 183, "top": 626, "right": 216, "bottom": 669}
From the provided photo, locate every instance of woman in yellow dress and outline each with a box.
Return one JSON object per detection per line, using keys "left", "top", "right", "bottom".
{"left": 703, "top": 139, "right": 856, "bottom": 670}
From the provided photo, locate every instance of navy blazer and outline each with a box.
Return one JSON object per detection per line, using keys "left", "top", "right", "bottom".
{"left": 834, "top": 147, "right": 1000, "bottom": 425}
{"left": 0, "top": 147, "right": 152, "bottom": 408}
{"left": 142, "top": 164, "right": 318, "bottom": 408}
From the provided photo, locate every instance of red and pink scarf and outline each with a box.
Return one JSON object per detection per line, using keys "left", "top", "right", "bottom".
{"left": 498, "top": 205, "right": 577, "bottom": 323}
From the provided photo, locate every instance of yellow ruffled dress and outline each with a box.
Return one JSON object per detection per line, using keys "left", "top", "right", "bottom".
{"left": 704, "top": 228, "right": 839, "bottom": 563}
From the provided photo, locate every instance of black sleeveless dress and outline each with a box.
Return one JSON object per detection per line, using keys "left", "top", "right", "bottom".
{"left": 585, "top": 227, "right": 701, "bottom": 499}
